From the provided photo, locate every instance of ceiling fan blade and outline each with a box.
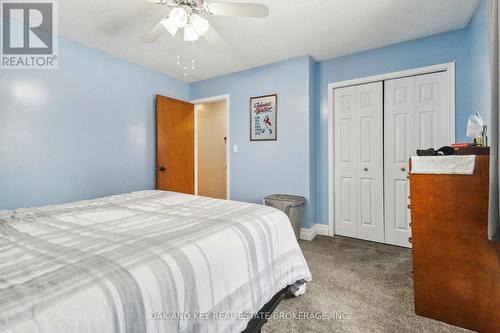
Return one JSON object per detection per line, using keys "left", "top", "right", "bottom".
{"left": 208, "top": 2, "right": 269, "bottom": 18}
{"left": 142, "top": 20, "right": 166, "bottom": 43}
{"left": 202, "top": 23, "right": 231, "bottom": 50}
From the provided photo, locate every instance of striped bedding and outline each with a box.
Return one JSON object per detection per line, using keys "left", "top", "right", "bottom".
{"left": 0, "top": 190, "right": 311, "bottom": 333}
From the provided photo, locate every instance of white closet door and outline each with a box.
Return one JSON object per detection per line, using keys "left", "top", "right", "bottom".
{"left": 384, "top": 71, "right": 451, "bottom": 248}
{"left": 384, "top": 77, "right": 415, "bottom": 248}
{"left": 334, "top": 86, "right": 357, "bottom": 238}
{"left": 414, "top": 72, "right": 451, "bottom": 149}
{"left": 334, "top": 82, "right": 384, "bottom": 242}
{"left": 356, "top": 83, "right": 384, "bottom": 242}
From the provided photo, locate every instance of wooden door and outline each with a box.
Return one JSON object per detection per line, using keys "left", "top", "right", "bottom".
{"left": 156, "top": 95, "right": 195, "bottom": 194}
{"left": 334, "top": 82, "right": 384, "bottom": 242}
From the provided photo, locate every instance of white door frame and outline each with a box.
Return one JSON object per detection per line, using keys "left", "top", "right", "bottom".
{"left": 191, "top": 94, "right": 231, "bottom": 199}
{"left": 327, "top": 62, "right": 455, "bottom": 237}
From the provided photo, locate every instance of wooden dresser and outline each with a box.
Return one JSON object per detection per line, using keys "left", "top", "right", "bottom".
{"left": 410, "top": 155, "right": 500, "bottom": 333}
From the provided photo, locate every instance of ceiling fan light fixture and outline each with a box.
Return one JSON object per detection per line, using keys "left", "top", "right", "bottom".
{"left": 169, "top": 7, "right": 188, "bottom": 28}
{"left": 161, "top": 16, "right": 179, "bottom": 36}
{"left": 191, "top": 14, "right": 209, "bottom": 36}
{"left": 183, "top": 23, "right": 199, "bottom": 42}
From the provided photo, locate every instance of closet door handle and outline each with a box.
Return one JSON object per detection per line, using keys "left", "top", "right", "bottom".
{"left": 364, "top": 167, "right": 368, "bottom": 172}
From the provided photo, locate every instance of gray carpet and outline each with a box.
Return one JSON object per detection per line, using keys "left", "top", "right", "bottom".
{"left": 264, "top": 236, "right": 472, "bottom": 333}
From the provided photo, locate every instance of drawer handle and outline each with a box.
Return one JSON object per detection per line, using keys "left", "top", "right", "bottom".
{"left": 408, "top": 237, "right": 412, "bottom": 244}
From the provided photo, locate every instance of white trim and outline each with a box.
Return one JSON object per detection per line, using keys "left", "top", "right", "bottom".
{"left": 329, "top": 62, "right": 455, "bottom": 90}
{"left": 316, "top": 224, "right": 330, "bottom": 237}
{"left": 327, "top": 78, "right": 335, "bottom": 237}
{"left": 300, "top": 224, "right": 330, "bottom": 241}
{"left": 327, "top": 62, "right": 456, "bottom": 237}
{"left": 191, "top": 94, "right": 231, "bottom": 200}
{"left": 300, "top": 225, "right": 317, "bottom": 241}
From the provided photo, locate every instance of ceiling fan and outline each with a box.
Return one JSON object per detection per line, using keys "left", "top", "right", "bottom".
{"left": 142, "top": 0, "right": 269, "bottom": 43}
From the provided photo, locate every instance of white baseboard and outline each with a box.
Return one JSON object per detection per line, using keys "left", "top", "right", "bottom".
{"left": 300, "top": 224, "right": 331, "bottom": 241}
{"left": 299, "top": 225, "right": 317, "bottom": 241}
{"left": 316, "top": 224, "right": 331, "bottom": 236}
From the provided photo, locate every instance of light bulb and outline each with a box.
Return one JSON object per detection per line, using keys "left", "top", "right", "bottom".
{"left": 183, "top": 23, "right": 199, "bottom": 42}
{"left": 161, "top": 16, "right": 178, "bottom": 36}
{"left": 191, "top": 14, "right": 209, "bottom": 36}
{"left": 169, "top": 7, "right": 188, "bottom": 28}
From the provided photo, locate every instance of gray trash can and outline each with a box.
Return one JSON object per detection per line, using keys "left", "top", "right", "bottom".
{"left": 264, "top": 194, "right": 305, "bottom": 240}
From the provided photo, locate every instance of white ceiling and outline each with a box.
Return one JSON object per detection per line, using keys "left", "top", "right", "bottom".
{"left": 58, "top": 0, "right": 479, "bottom": 82}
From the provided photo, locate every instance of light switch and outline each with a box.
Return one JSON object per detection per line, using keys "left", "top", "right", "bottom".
{"left": 233, "top": 144, "right": 238, "bottom": 153}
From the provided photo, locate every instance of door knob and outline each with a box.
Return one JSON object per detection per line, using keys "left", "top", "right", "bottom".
{"left": 401, "top": 167, "right": 406, "bottom": 172}
{"left": 156, "top": 166, "right": 166, "bottom": 172}
{"left": 364, "top": 167, "right": 368, "bottom": 172}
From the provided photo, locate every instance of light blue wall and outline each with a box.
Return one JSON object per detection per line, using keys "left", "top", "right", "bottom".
{"left": 0, "top": 35, "right": 189, "bottom": 209}
{"left": 314, "top": 29, "right": 470, "bottom": 226}
{"left": 1, "top": 2, "right": 490, "bottom": 231}
{"left": 467, "top": 0, "right": 490, "bottom": 126}
{"left": 314, "top": 1, "right": 489, "bottom": 226}
{"left": 190, "top": 56, "right": 315, "bottom": 227}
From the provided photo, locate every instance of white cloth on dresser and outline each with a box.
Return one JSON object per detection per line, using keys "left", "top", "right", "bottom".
{"left": 410, "top": 155, "right": 476, "bottom": 175}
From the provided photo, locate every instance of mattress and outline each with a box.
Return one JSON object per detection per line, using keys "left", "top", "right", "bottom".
{"left": 0, "top": 191, "right": 311, "bottom": 333}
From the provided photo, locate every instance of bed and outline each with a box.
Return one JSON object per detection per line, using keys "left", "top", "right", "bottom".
{"left": 0, "top": 190, "right": 311, "bottom": 333}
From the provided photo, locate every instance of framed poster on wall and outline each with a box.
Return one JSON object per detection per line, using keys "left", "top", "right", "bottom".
{"left": 250, "top": 94, "right": 277, "bottom": 141}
